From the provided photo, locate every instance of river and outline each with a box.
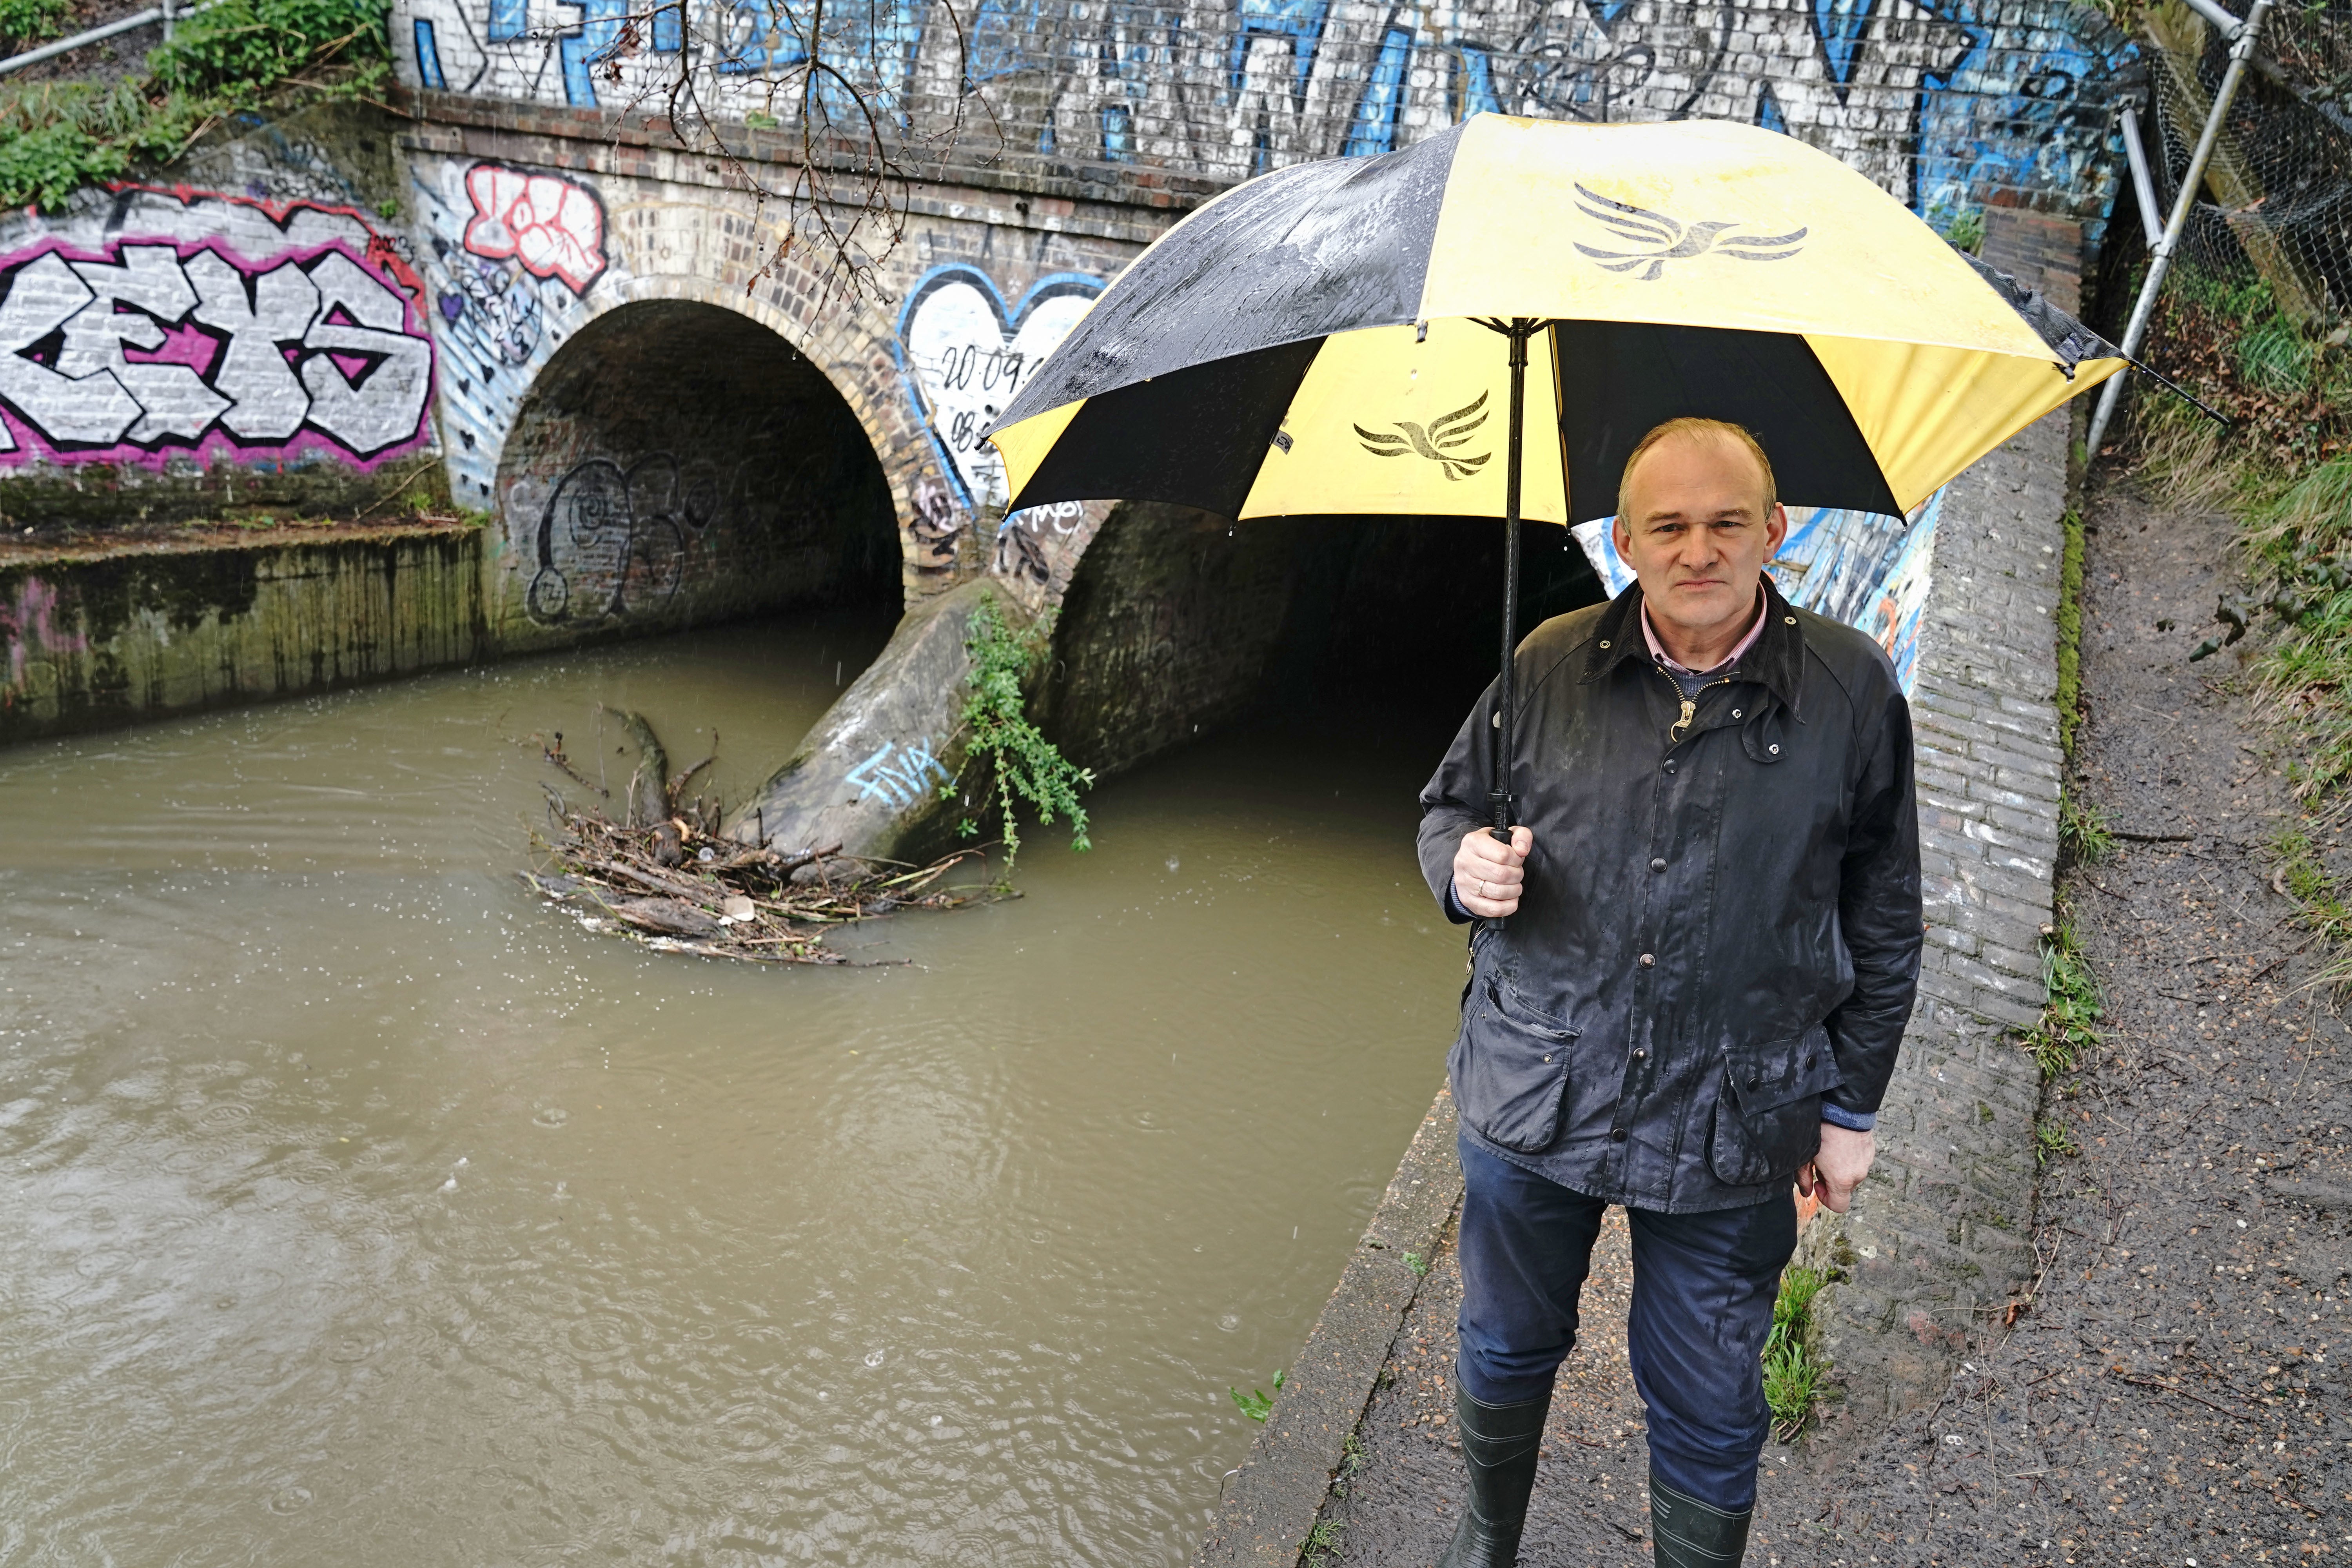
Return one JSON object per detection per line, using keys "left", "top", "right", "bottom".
{"left": 0, "top": 610, "right": 1473, "bottom": 1566}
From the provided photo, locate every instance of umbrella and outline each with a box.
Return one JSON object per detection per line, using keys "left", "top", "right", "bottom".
{"left": 985, "top": 113, "right": 2126, "bottom": 835}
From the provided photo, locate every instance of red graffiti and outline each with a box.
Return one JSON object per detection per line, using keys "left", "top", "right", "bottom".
{"left": 461, "top": 165, "right": 608, "bottom": 296}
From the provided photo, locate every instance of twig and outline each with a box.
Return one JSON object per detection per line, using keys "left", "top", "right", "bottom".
{"left": 2104, "top": 1367, "right": 2260, "bottom": 1423}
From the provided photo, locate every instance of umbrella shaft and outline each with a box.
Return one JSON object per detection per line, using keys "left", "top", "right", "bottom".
{"left": 1490, "top": 320, "right": 1532, "bottom": 840}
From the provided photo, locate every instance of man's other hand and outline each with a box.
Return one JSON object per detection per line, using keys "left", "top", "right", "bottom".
{"left": 1798, "top": 1125, "right": 1875, "bottom": 1214}
{"left": 1454, "top": 826, "right": 1533, "bottom": 918}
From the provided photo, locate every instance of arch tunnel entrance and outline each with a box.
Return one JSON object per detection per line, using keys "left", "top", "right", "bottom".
{"left": 496, "top": 300, "right": 900, "bottom": 638}
{"left": 1043, "top": 506, "right": 1606, "bottom": 784}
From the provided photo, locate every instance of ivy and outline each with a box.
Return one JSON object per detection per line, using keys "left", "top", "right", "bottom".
{"left": 955, "top": 595, "right": 1093, "bottom": 874}
{"left": 0, "top": 0, "right": 70, "bottom": 54}
{"left": 0, "top": 0, "right": 389, "bottom": 212}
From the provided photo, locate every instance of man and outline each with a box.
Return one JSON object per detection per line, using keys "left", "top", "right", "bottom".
{"left": 1418, "top": 417, "right": 1921, "bottom": 1568}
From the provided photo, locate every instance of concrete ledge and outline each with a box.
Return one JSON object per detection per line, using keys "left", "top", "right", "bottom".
{"left": 1194, "top": 1086, "right": 1464, "bottom": 1568}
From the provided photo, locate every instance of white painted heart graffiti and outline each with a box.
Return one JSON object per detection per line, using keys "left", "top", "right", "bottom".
{"left": 897, "top": 265, "right": 1101, "bottom": 514}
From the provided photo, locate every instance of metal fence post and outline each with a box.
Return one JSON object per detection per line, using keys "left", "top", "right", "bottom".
{"left": 2085, "top": 0, "right": 2275, "bottom": 459}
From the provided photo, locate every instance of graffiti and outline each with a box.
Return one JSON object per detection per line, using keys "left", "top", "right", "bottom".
{"left": 394, "top": 0, "right": 2128, "bottom": 234}
{"left": 461, "top": 165, "right": 609, "bottom": 295}
{"left": 895, "top": 264, "right": 1103, "bottom": 514}
{"left": 909, "top": 476, "right": 964, "bottom": 575}
{"left": 847, "top": 735, "right": 951, "bottom": 807}
{"left": 524, "top": 452, "right": 719, "bottom": 624}
{"left": 1, "top": 576, "right": 86, "bottom": 692}
{"left": 413, "top": 158, "right": 624, "bottom": 508}
{"left": 0, "top": 230, "right": 434, "bottom": 468}
{"left": 1569, "top": 488, "right": 1943, "bottom": 697}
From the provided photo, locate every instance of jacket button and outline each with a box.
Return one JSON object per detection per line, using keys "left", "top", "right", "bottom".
{"left": 1804, "top": 1054, "right": 1815, "bottom": 1068}
{"left": 1747, "top": 1074, "right": 1761, "bottom": 1089}
{"left": 1731, "top": 708, "right": 1742, "bottom": 719}
{"left": 1542, "top": 1054, "right": 1552, "bottom": 1063}
{"left": 1649, "top": 857, "right": 1666, "bottom": 873}
{"left": 1638, "top": 953, "right": 1655, "bottom": 967}
{"left": 1632, "top": 1049, "right": 1647, "bottom": 1061}
{"left": 1663, "top": 759, "right": 1677, "bottom": 774}
{"left": 1610, "top": 1128, "right": 1627, "bottom": 1142}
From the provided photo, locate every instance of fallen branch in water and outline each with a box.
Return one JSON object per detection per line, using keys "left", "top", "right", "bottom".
{"left": 524, "top": 713, "right": 995, "bottom": 964}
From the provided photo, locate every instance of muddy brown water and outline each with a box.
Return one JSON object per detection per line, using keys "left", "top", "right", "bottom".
{"left": 0, "top": 611, "right": 1475, "bottom": 1566}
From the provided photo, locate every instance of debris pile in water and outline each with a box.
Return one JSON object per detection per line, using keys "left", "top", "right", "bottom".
{"left": 522, "top": 708, "right": 985, "bottom": 964}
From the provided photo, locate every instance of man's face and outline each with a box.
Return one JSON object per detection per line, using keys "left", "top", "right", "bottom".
{"left": 1611, "top": 432, "right": 1788, "bottom": 646}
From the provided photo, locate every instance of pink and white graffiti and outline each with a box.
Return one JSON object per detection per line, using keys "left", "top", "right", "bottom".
{"left": 0, "top": 235, "right": 436, "bottom": 468}
{"left": 460, "top": 166, "right": 607, "bottom": 296}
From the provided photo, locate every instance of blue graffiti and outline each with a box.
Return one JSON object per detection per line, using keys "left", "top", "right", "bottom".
{"left": 1454, "top": 42, "right": 1501, "bottom": 118}
{"left": 486, "top": 0, "right": 524, "bottom": 43}
{"left": 1810, "top": 0, "right": 1879, "bottom": 98}
{"left": 1342, "top": 26, "right": 1414, "bottom": 157}
{"left": 1227, "top": 0, "right": 1328, "bottom": 107}
{"left": 413, "top": 18, "right": 447, "bottom": 89}
{"left": 1914, "top": 2, "right": 2131, "bottom": 241}
{"left": 1755, "top": 81, "right": 1788, "bottom": 133}
{"left": 967, "top": 0, "right": 1043, "bottom": 81}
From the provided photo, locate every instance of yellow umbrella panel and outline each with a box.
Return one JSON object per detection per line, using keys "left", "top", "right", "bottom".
{"left": 989, "top": 114, "right": 2125, "bottom": 524}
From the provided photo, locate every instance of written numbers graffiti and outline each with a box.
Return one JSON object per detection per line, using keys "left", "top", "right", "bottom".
{"left": 896, "top": 265, "right": 1102, "bottom": 517}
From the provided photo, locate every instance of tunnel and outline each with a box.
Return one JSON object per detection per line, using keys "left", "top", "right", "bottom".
{"left": 1042, "top": 505, "right": 1606, "bottom": 782}
{"left": 494, "top": 300, "right": 900, "bottom": 635}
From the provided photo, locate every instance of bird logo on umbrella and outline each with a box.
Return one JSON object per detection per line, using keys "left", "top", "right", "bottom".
{"left": 1353, "top": 390, "right": 1493, "bottom": 480}
{"left": 1572, "top": 183, "right": 1809, "bottom": 281}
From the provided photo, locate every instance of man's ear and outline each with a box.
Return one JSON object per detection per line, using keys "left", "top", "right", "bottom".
{"left": 1612, "top": 515, "right": 1633, "bottom": 561}
{"left": 1764, "top": 503, "right": 1789, "bottom": 556}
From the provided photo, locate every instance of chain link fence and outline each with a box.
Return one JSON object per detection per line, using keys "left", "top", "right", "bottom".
{"left": 2119, "top": 0, "right": 2351, "bottom": 463}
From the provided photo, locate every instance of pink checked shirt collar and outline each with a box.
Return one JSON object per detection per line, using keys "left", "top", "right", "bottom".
{"left": 1639, "top": 586, "right": 1768, "bottom": 677}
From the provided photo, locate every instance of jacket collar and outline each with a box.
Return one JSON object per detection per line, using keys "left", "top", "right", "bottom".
{"left": 1581, "top": 574, "right": 1807, "bottom": 717}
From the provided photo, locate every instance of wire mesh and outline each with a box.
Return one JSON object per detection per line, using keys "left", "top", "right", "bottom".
{"left": 2127, "top": 0, "right": 2351, "bottom": 458}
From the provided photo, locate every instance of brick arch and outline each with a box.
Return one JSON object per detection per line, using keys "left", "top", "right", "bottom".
{"left": 488, "top": 288, "right": 902, "bottom": 643}
{"left": 583, "top": 239, "right": 960, "bottom": 604}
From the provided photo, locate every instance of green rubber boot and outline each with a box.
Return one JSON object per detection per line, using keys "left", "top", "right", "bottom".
{"left": 1434, "top": 1383, "right": 1552, "bottom": 1568}
{"left": 1648, "top": 1473, "right": 1753, "bottom": 1568}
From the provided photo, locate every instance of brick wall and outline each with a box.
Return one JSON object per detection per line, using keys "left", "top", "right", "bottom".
{"left": 1801, "top": 407, "right": 2072, "bottom": 1417}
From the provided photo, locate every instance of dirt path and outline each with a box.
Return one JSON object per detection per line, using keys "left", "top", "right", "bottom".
{"left": 1318, "top": 475, "right": 2352, "bottom": 1566}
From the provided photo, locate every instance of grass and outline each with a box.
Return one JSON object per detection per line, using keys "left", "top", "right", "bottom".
{"left": 1762, "top": 1265, "right": 1831, "bottom": 1442}
{"left": 1302, "top": 1519, "right": 1346, "bottom": 1567}
{"left": 2020, "top": 918, "right": 2101, "bottom": 1081}
{"left": 2059, "top": 790, "right": 2113, "bottom": 865}
{"left": 2056, "top": 507, "right": 2087, "bottom": 756}
{"left": 0, "top": 0, "right": 68, "bottom": 52}
{"left": 0, "top": 0, "right": 389, "bottom": 211}
{"left": 2034, "top": 1118, "right": 2082, "bottom": 1166}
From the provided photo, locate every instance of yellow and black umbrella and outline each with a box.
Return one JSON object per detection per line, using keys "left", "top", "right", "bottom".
{"left": 985, "top": 113, "right": 2127, "bottom": 828}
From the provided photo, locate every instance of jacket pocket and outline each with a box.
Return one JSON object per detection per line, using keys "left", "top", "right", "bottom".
{"left": 1706, "top": 1025, "right": 1841, "bottom": 1187}
{"left": 1448, "top": 978, "right": 1579, "bottom": 1154}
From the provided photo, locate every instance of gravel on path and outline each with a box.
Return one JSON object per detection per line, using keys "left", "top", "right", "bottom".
{"left": 1315, "top": 477, "right": 2352, "bottom": 1566}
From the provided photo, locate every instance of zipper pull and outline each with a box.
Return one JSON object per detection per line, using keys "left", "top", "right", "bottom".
{"left": 1671, "top": 698, "right": 1695, "bottom": 744}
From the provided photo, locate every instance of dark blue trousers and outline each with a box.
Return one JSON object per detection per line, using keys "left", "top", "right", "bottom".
{"left": 1454, "top": 1135, "right": 1798, "bottom": 1510}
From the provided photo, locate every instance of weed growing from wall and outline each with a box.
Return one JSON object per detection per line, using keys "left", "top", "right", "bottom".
{"left": 956, "top": 595, "right": 1093, "bottom": 875}
{"left": 2022, "top": 918, "right": 2102, "bottom": 1081}
{"left": 1763, "top": 1265, "right": 1830, "bottom": 1441}
{"left": 0, "top": 0, "right": 389, "bottom": 211}
{"left": 1228, "top": 1369, "right": 1283, "bottom": 1423}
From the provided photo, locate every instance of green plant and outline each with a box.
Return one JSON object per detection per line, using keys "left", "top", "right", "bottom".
{"left": 955, "top": 595, "right": 1094, "bottom": 874}
{"left": 0, "top": 0, "right": 69, "bottom": 51}
{"left": 1302, "top": 1518, "right": 1346, "bottom": 1566}
{"left": 2055, "top": 507, "right": 2087, "bottom": 755}
{"left": 0, "top": 0, "right": 390, "bottom": 211}
{"left": 1403, "top": 1250, "right": 1430, "bottom": 1278}
{"left": 2020, "top": 918, "right": 2100, "bottom": 1081}
{"left": 2034, "top": 1118, "right": 2080, "bottom": 1166}
{"left": 1229, "top": 1368, "right": 1284, "bottom": 1423}
{"left": 2058, "top": 789, "right": 2113, "bottom": 864}
{"left": 1762, "top": 1265, "right": 1830, "bottom": 1441}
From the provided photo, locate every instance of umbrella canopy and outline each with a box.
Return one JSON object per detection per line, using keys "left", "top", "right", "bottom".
{"left": 987, "top": 113, "right": 2123, "bottom": 524}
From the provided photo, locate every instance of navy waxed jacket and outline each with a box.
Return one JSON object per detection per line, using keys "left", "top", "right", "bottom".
{"left": 1417, "top": 575, "right": 1922, "bottom": 1213}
